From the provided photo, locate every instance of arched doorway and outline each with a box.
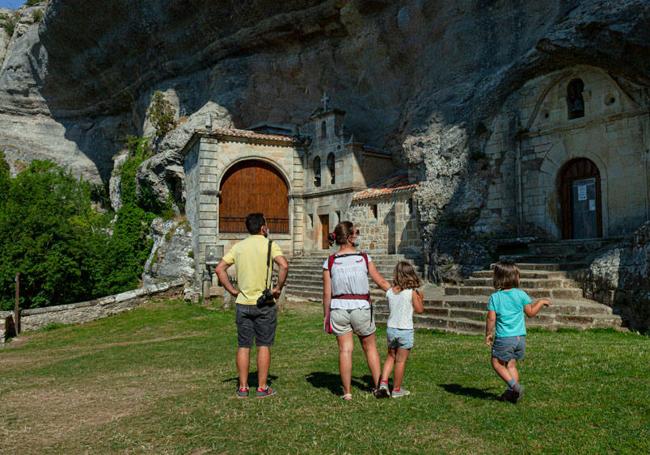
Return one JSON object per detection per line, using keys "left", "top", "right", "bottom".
{"left": 219, "top": 160, "right": 289, "bottom": 234}
{"left": 558, "top": 158, "right": 602, "bottom": 239}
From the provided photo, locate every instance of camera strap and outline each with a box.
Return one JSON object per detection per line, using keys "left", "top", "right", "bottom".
{"left": 264, "top": 239, "right": 273, "bottom": 289}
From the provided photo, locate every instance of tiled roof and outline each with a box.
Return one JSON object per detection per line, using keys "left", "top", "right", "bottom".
{"left": 352, "top": 172, "right": 418, "bottom": 202}
{"left": 210, "top": 127, "right": 298, "bottom": 143}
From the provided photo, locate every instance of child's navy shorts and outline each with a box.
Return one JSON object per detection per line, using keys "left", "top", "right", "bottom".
{"left": 491, "top": 336, "right": 526, "bottom": 362}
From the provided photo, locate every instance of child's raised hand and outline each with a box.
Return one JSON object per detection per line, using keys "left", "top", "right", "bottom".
{"left": 541, "top": 298, "right": 552, "bottom": 307}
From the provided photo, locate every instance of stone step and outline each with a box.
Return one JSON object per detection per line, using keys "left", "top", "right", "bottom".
{"left": 444, "top": 286, "right": 584, "bottom": 299}
{"left": 498, "top": 260, "right": 586, "bottom": 270}
{"left": 375, "top": 309, "right": 621, "bottom": 334}
{"left": 464, "top": 277, "right": 580, "bottom": 289}
{"left": 471, "top": 270, "right": 569, "bottom": 279}
{"left": 374, "top": 297, "right": 614, "bottom": 316}
{"left": 287, "top": 277, "right": 389, "bottom": 292}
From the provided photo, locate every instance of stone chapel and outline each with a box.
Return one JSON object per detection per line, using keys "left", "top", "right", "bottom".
{"left": 181, "top": 96, "right": 420, "bottom": 284}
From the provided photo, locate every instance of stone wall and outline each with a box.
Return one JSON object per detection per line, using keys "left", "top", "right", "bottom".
{"left": 476, "top": 65, "right": 650, "bottom": 239}
{"left": 349, "top": 190, "right": 420, "bottom": 255}
{"left": 0, "top": 279, "right": 184, "bottom": 344}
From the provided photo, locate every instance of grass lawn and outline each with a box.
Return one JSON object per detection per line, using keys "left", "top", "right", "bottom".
{"left": 1, "top": 299, "right": 648, "bottom": 454}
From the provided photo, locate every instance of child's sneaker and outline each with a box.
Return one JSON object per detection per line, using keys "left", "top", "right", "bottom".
{"left": 391, "top": 388, "right": 410, "bottom": 398}
{"left": 375, "top": 383, "right": 390, "bottom": 399}
{"left": 236, "top": 387, "right": 249, "bottom": 398}
{"left": 510, "top": 384, "right": 524, "bottom": 403}
{"left": 256, "top": 386, "right": 276, "bottom": 398}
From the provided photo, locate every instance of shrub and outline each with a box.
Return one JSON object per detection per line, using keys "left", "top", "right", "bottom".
{"left": 25, "top": 0, "right": 43, "bottom": 6}
{"left": 148, "top": 91, "right": 177, "bottom": 140}
{"left": 0, "top": 12, "right": 19, "bottom": 37}
{"left": 32, "top": 9, "right": 44, "bottom": 23}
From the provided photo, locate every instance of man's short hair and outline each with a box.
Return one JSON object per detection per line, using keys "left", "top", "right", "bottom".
{"left": 245, "top": 213, "right": 266, "bottom": 234}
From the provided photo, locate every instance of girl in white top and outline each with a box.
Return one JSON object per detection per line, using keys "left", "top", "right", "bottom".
{"left": 322, "top": 221, "right": 391, "bottom": 401}
{"left": 376, "top": 261, "right": 424, "bottom": 398}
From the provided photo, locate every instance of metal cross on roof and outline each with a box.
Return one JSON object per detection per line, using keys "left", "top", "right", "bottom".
{"left": 321, "top": 92, "right": 330, "bottom": 112}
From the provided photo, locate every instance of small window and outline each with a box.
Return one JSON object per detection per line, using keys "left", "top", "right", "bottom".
{"left": 408, "top": 199, "right": 414, "bottom": 215}
{"left": 567, "top": 78, "right": 585, "bottom": 119}
{"left": 313, "top": 156, "right": 321, "bottom": 187}
{"left": 371, "top": 204, "right": 378, "bottom": 219}
{"left": 320, "top": 121, "right": 327, "bottom": 139}
{"left": 336, "top": 211, "right": 341, "bottom": 223}
{"left": 327, "top": 153, "right": 336, "bottom": 184}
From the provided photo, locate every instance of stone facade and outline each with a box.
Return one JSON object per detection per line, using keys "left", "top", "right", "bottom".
{"left": 348, "top": 173, "right": 420, "bottom": 255}
{"left": 182, "top": 103, "right": 404, "bottom": 286}
{"left": 476, "top": 65, "right": 650, "bottom": 239}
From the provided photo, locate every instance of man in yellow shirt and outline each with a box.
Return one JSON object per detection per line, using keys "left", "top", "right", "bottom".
{"left": 216, "top": 213, "right": 288, "bottom": 398}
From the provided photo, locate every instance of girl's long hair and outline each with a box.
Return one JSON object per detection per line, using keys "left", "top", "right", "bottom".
{"left": 393, "top": 261, "right": 421, "bottom": 290}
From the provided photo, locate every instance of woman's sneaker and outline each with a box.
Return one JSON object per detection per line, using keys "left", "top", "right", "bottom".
{"left": 236, "top": 387, "right": 249, "bottom": 398}
{"left": 375, "top": 383, "right": 390, "bottom": 399}
{"left": 256, "top": 386, "right": 276, "bottom": 398}
{"left": 391, "top": 388, "right": 410, "bottom": 398}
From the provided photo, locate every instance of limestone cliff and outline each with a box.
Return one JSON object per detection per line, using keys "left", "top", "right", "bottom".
{"left": 0, "top": 0, "right": 649, "bottom": 234}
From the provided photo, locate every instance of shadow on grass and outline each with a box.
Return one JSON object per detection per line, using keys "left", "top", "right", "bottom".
{"left": 438, "top": 383, "right": 499, "bottom": 400}
{"left": 223, "top": 373, "right": 279, "bottom": 387}
{"left": 305, "top": 372, "right": 375, "bottom": 395}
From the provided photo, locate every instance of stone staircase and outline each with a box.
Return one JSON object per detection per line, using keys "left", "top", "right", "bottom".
{"left": 285, "top": 252, "right": 424, "bottom": 303}
{"left": 374, "top": 239, "right": 624, "bottom": 334}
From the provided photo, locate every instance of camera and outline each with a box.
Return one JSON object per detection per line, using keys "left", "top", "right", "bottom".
{"left": 256, "top": 288, "right": 275, "bottom": 308}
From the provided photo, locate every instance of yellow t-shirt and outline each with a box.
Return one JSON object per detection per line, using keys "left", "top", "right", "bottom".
{"left": 222, "top": 235, "right": 284, "bottom": 305}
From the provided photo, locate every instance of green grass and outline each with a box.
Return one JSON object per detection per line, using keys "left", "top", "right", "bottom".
{"left": 1, "top": 300, "right": 648, "bottom": 454}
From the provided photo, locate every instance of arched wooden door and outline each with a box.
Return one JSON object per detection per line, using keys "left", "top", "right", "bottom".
{"left": 219, "top": 161, "right": 289, "bottom": 233}
{"left": 558, "top": 158, "right": 602, "bottom": 239}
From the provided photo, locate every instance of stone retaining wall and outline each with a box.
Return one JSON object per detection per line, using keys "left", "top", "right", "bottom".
{"left": 0, "top": 279, "right": 185, "bottom": 344}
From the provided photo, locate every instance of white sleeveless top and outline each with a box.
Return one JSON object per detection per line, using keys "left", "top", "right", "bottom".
{"left": 322, "top": 254, "right": 372, "bottom": 310}
{"left": 386, "top": 288, "right": 414, "bottom": 329}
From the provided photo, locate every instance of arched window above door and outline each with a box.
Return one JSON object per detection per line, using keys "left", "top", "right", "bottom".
{"left": 313, "top": 156, "right": 321, "bottom": 187}
{"left": 567, "top": 78, "right": 585, "bottom": 119}
{"left": 327, "top": 153, "right": 335, "bottom": 184}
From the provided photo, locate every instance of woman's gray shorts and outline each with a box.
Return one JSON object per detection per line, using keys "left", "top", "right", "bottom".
{"left": 491, "top": 336, "right": 526, "bottom": 362}
{"left": 330, "top": 308, "right": 375, "bottom": 337}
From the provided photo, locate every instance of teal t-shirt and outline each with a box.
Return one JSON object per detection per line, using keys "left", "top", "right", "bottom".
{"left": 487, "top": 288, "right": 532, "bottom": 337}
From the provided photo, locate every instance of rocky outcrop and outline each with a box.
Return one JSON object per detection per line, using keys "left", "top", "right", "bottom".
{"left": 584, "top": 223, "right": 650, "bottom": 331}
{"left": 0, "top": 0, "right": 649, "bottom": 282}
{"left": 143, "top": 217, "right": 194, "bottom": 286}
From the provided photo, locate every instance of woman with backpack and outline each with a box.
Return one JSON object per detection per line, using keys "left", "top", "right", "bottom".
{"left": 322, "top": 221, "right": 391, "bottom": 400}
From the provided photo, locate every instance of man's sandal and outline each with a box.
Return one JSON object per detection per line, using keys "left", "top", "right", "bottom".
{"left": 341, "top": 393, "right": 352, "bottom": 401}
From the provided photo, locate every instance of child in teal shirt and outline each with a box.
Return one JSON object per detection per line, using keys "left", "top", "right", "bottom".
{"left": 485, "top": 261, "right": 551, "bottom": 403}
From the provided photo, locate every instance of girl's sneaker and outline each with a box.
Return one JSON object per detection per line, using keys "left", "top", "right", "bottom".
{"left": 236, "top": 387, "right": 249, "bottom": 398}
{"left": 391, "top": 388, "right": 410, "bottom": 398}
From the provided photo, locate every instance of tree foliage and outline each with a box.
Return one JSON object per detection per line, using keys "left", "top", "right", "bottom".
{"left": 0, "top": 142, "right": 161, "bottom": 311}
{"left": 148, "top": 91, "right": 177, "bottom": 140}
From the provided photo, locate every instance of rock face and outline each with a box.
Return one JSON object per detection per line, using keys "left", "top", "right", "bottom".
{"left": 1, "top": 0, "right": 650, "bottom": 280}
{"left": 143, "top": 218, "right": 194, "bottom": 286}
{"left": 584, "top": 223, "right": 650, "bottom": 331}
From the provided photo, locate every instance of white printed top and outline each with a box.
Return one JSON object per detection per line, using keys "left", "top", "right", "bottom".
{"left": 323, "top": 254, "right": 372, "bottom": 310}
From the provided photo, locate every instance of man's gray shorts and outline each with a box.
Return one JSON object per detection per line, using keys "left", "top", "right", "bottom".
{"left": 330, "top": 307, "right": 375, "bottom": 337}
{"left": 236, "top": 304, "right": 277, "bottom": 348}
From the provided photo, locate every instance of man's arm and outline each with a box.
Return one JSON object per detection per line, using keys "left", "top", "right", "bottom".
{"left": 524, "top": 298, "right": 551, "bottom": 317}
{"left": 272, "top": 255, "right": 289, "bottom": 299}
{"left": 215, "top": 260, "right": 239, "bottom": 297}
{"left": 485, "top": 310, "right": 496, "bottom": 346}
